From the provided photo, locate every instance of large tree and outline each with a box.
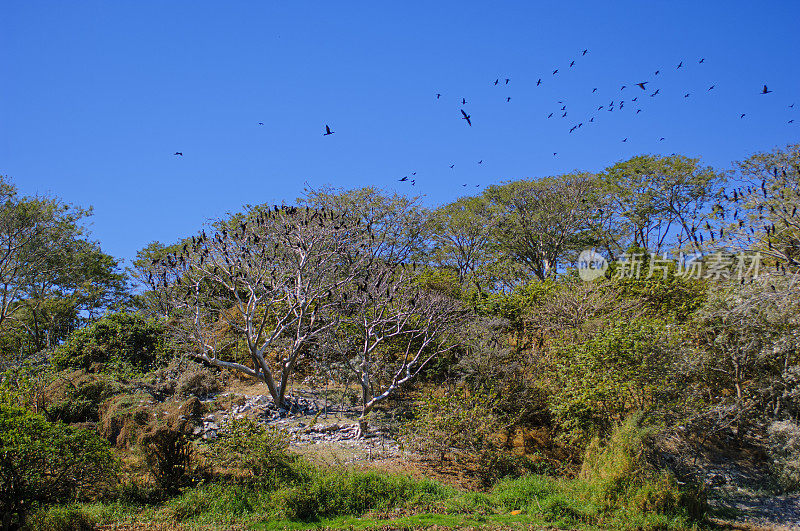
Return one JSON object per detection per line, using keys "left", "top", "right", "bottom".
{"left": 722, "top": 144, "right": 800, "bottom": 270}
{"left": 144, "top": 204, "right": 373, "bottom": 408}
{"left": 484, "top": 173, "right": 600, "bottom": 280}
{"left": 600, "top": 155, "right": 723, "bottom": 254}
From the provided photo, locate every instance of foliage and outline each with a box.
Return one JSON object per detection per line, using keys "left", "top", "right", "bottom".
{"left": 766, "top": 420, "right": 800, "bottom": 491}
{"left": 139, "top": 420, "right": 204, "bottom": 495}
{"left": 25, "top": 504, "right": 95, "bottom": 531}
{"left": 0, "top": 404, "right": 116, "bottom": 529}
{"left": 52, "top": 312, "right": 170, "bottom": 372}
{"left": 549, "top": 318, "right": 676, "bottom": 450}
{"left": 209, "top": 418, "right": 307, "bottom": 486}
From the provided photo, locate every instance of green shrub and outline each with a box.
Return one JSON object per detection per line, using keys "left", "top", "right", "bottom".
{"left": 26, "top": 504, "right": 95, "bottom": 531}
{"left": 139, "top": 421, "right": 204, "bottom": 495}
{"left": 209, "top": 418, "right": 307, "bottom": 486}
{"left": 579, "top": 414, "right": 706, "bottom": 520}
{"left": 277, "top": 470, "right": 451, "bottom": 520}
{"left": 0, "top": 405, "right": 116, "bottom": 529}
{"left": 53, "top": 312, "right": 170, "bottom": 372}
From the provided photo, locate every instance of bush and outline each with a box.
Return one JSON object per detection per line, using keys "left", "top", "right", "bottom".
{"left": 767, "top": 420, "right": 800, "bottom": 491}
{"left": 579, "top": 414, "right": 706, "bottom": 520}
{"left": 209, "top": 418, "right": 307, "bottom": 486}
{"left": 0, "top": 405, "right": 116, "bottom": 529}
{"left": 25, "top": 504, "right": 95, "bottom": 531}
{"left": 53, "top": 312, "right": 170, "bottom": 372}
{"left": 175, "top": 360, "right": 220, "bottom": 398}
{"left": 277, "top": 470, "right": 451, "bottom": 520}
{"left": 139, "top": 421, "right": 204, "bottom": 495}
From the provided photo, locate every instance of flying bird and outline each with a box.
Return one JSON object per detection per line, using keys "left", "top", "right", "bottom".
{"left": 460, "top": 109, "right": 472, "bottom": 126}
{"left": 562, "top": 111, "right": 567, "bottom": 117}
{"left": 677, "top": 61, "right": 683, "bottom": 68}
{"left": 258, "top": 122, "right": 264, "bottom": 125}
{"left": 505, "top": 78, "right": 510, "bottom": 84}
{"left": 636, "top": 82, "right": 648, "bottom": 90}
{"left": 506, "top": 97, "right": 512, "bottom": 102}
{"left": 174, "top": 152, "right": 183, "bottom": 156}
{"left": 708, "top": 85, "right": 715, "bottom": 91}
{"left": 582, "top": 49, "right": 588, "bottom": 55}
{"left": 462, "top": 98, "right": 467, "bottom": 104}
{"left": 622, "top": 138, "right": 628, "bottom": 142}
{"left": 655, "top": 70, "right": 660, "bottom": 75}
{"left": 324, "top": 124, "right": 334, "bottom": 135}
{"left": 399, "top": 176, "right": 408, "bottom": 182}
{"left": 761, "top": 85, "right": 772, "bottom": 94}
{"left": 659, "top": 137, "right": 665, "bottom": 141}
{"left": 537, "top": 78, "right": 542, "bottom": 86}
{"left": 494, "top": 79, "right": 499, "bottom": 85}
{"left": 553, "top": 69, "right": 558, "bottom": 75}
{"left": 592, "top": 88, "right": 597, "bottom": 93}
{"left": 478, "top": 160, "right": 483, "bottom": 164}
{"left": 436, "top": 93, "right": 441, "bottom": 99}
{"left": 685, "top": 93, "right": 690, "bottom": 98}
{"left": 570, "top": 61, "right": 575, "bottom": 67}
{"left": 449, "top": 164, "right": 455, "bottom": 168}
{"left": 699, "top": 58, "right": 705, "bottom": 64}
{"left": 740, "top": 113, "right": 746, "bottom": 118}
{"left": 621, "top": 85, "right": 627, "bottom": 90}
{"left": 547, "top": 112, "right": 553, "bottom": 118}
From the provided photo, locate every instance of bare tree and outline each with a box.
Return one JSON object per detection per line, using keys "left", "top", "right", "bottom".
{"left": 146, "top": 205, "right": 370, "bottom": 408}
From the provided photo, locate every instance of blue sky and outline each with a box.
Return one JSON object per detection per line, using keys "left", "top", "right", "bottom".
{"left": 2, "top": 1, "right": 798, "bottom": 265}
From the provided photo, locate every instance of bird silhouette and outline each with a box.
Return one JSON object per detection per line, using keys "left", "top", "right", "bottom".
{"left": 636, "top": 82, "right": 648, "bottom": 90}
{"left": 494, "top": 79, "right": 499, "bottom": 85}
{"left": 636, "top": 109, "right": 642, "bottom": 114}
{"left": 174, "top": 152, "right": 183, "bottom": 156}
{"left": 460, "top": 109, "right": 472, "bottom": 126}
{"left": 677, "top": 61, "right": 683, "bottom": 68}
{"left": 570, "top": 126, "right": 577, "bottom": 133}
{"left": 399, "top": 176, "right": 408, "bottom": 182}
{"left": 621, "top": 85, "right": 627, "bottom": 90}
{"left": 740, "top": 113, "right": 746, "bottom": 118}
{"left": 699, "top": 58, "right": 705, "bottom": 64}
{"left": 411, "top": 171, "right": 417, "bottom": 175}
{"left": 506, "top": 97, "right": 512, "bottom": 102}
{"left": 553, "top": 69, "right": 558, "bottom": 75}
{"left": 582, "top": 49, "right": 588, "bottom": 55}
{"left": 462, "top": 98, "right": 467, "bottom": 105}
{"left": 505, "top": 78, "right": 510, "bottom": 84}
{"left": 708, "top": 85, "right": 715, "bottom": 91}
{"left": 570, "top": 61, "right": 575, "bottom": 67}
{"left": 537, "top": 78, "right": 542, "bottom": 86}
{"left": 478, "top": 160, "right": 483, "bottom": 164}
{"left": 622, "top": 138, "right": 628, "bottom": 142}
{"left": 562, "top": 111, "right": 567, "bottom": 117}
{"left": 632, "top": 97, "right": 638, "bottom": 101}
{"left": 324, "top": 125, "right": 334, "bottom": 135}
{"left": 659, "top": 137, "right": 665, "bottom": 141}
{"left": 449, "top": 164, "right": 455, "bottom": 168}
{"left": 685, "top": 93, "right": 690, "bottom": 98}
{"left": 258, "top": 122, "right": 264, "bottom": 125}
{"left": 651, "top": 89, "right": 660, "bottom": 97}
{"left": 655, "top": 70, "right": 660, "bottom": 75}
{"left": 553, "top": 152, "right": 557, "bottom": 156}
{"left": 547, "top": 113, "right": 554, "bottom": 118}
{"left": 436, "top": 93, "right": 441, "bottom": 99}
{"left": 761, "top": 85, "right": 772, "bottom": 94}
{"left": 592, "top": 88, "right": 597, "bottom": 93}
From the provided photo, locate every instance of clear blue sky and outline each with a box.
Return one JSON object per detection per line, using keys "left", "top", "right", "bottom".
{"left": 2, "top": 1, "right": 798, "bottom": 266}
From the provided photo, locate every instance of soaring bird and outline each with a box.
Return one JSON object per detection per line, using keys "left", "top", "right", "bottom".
{"left": 562, "top": 111, "right": 567, "bottom": 117}
{"left": 537, "top": 78, "right": 542, "bottom": 86}
{"left": 505, "top": 78, "right": 510, "bottom": 84}
{"left": 592, "top": 88, "right": 597, "bottom": 93}
{"left": 174, "top": 152, "right": 183, "bottom": 156}
{"left": 399, "top": 176, "right": 408, "bottom": 182}
{"left": 677, "top": 61, "right": 683, "bottom": 68}
{"left": 636, "top": 109, "right": 642, "bottom": 114}
{"left": 655, "top": 70, "right": 660, "bottom": 75}
{"left": 324, "top": 124, "right": 334, "bottom": 135}
{"left": 460, "top": 109, "right": 472, "bottom": 126}
{"left": 632, "top": 97, "right": 638, "bottom": 101}
{"left": 506, "top": 97, "right": 512, "bottom": 102}
{"left": 685, "top": 93, "right": 690, "bottom": 98}
{"left": 636, "top": 82, "right": 648, "bottom": 90}
{"left": 436, "top": 93, "right": 441, "bottom": 99}
{"left": 621, "top": 85, "right": 627, "bottom": 90}
{"left": 762, "top": 85, "right": 772, "bottom": 94}
{"left": 699, "top": 58, "right": 705, "bottom": 63}
{"left": 659, "top": 137, "right": 665, "bottom": 141}
{"left": 552, "top": 69, "right": 558, "bottom": 75}
{"left": 622, "top": 138, "right": 628, "bottom": 142}
{"left": 494, "top": 79, "right": 499, "bottom": 85}
{"left": 740, "top": 113, "right": 746, "bottom": 118}
{"left": 708, "top": 85, "right": 715, "bottom": 91}
{"left": 570, "top": 60, "right": 575, "bottom": 67}
{"left": 478, "top": 160, "right": 483, "bottom": 164}
{"left": 582, "top": 49, "right": 588, "bottom": 55}
{"left": 569, "top": 126, "right": 577, "bottom": 133}
{"left": 449, "top": 164, "right": 455, "bottom": 168}
{"left": 651, "top": 89, "right": 660, "bottom": 97}
{"left": 547, "top": 112, "right": 554, "bottom": 118}
{"left": 462, "top": 98, "right": 467, "bottom": 105}
{"left": 258, "top": 122, "right": 264, "bottom": 125}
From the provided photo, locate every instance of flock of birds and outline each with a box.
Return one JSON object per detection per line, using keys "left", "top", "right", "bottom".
{"left": 171, "top": 49, "right": 795, "bottom": 192}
